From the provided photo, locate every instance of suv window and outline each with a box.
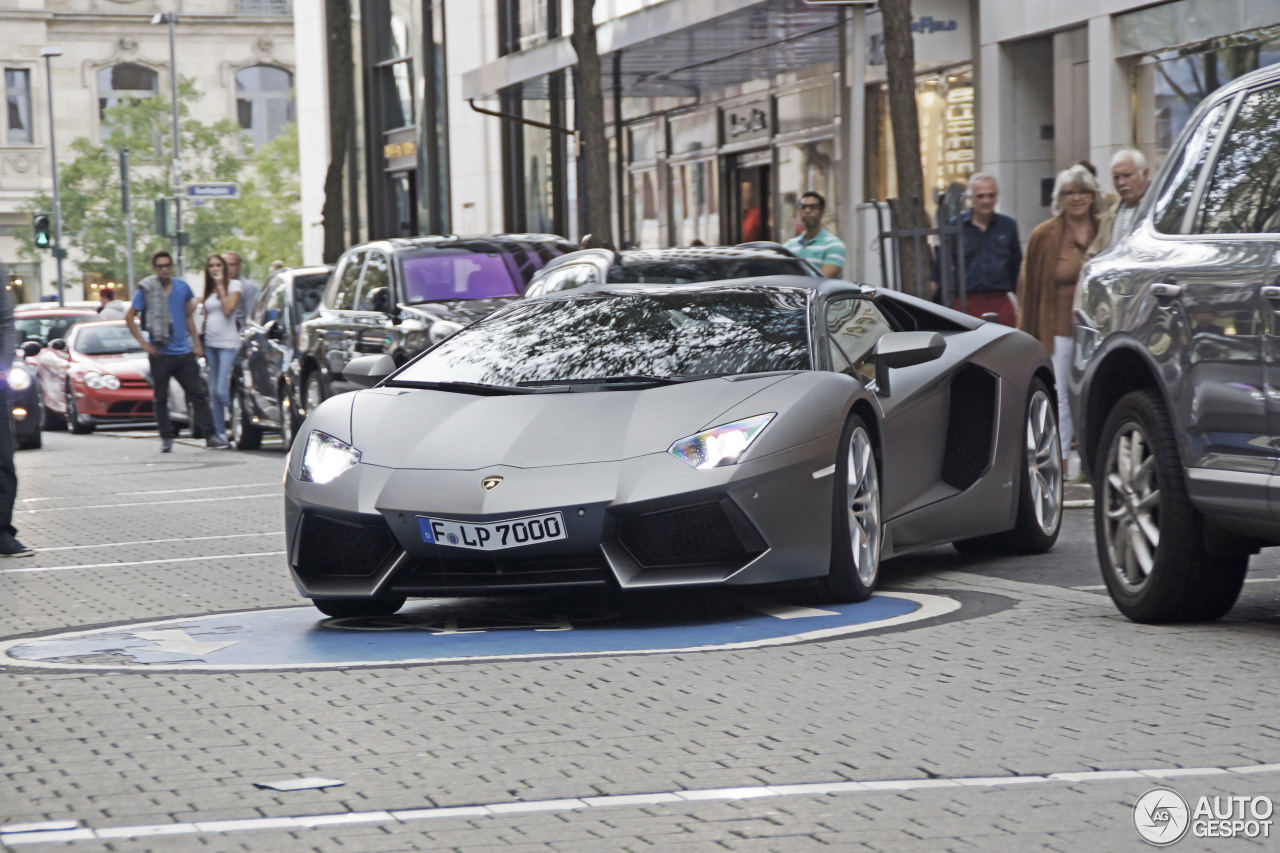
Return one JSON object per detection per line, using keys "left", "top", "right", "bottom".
{"left": 826, "top": 297, "right": 894, "bottom": 383}
{"left": 1152, "top": 101, "right": 1229, "bottom": 234}
{"left": 328, "top": 251, "right": 367, "bottom": 310}
{"left": 1194, "top": 85, "right": 1280, "bottom": 235}
{"left": 356, "top": 251, "right": 392, "bottom": 312}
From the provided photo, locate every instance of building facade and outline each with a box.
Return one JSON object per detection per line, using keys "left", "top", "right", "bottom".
{"left": 294, "top": 0, "right": 1279, "bottom": 284}
{"left": 0, "top": 0, "right": 295, "bottom": 303}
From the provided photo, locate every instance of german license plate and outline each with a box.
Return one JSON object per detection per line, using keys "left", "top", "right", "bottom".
{"left": 417, "top": 511, "right": 566, "bottom": 551}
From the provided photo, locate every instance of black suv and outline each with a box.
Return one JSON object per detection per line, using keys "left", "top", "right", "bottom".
{"left": 523, "top": 243, "right": 819, "bottom": 298}
{"left": 295, "top": 234, "right": 573, "bottom": 414}
{"left": 229, "top": 265, "right": 333, "bottom": 450}
{"left": 1070, "top": 63, "right": 1280, "bottom": 623}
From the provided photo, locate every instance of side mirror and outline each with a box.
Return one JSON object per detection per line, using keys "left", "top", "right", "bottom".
{"left": 49, "top": 338, "right": 68, "bottom": 352}
{"left": 343, "top": 354, "right": 396, "bottom": 389}
{"left": 873, "top": 331, "right": 945, "bottom": 397}
{"left": 263, "top": 319, "right": 284, "bottom": 341}
{"left": 21, "top": 341, "right": 41, "bottom": 358}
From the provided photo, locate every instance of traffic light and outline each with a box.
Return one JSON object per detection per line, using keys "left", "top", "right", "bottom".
{"left": 154, "top": 197, "right": 175, "bottom": 238}
{"left": 32, "top": 214, "right": 51, "bottom": 249}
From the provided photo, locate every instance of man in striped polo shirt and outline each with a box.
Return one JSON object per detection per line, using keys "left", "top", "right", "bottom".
{"left": 784, "top": 191, "right": 846, "bottom": 278}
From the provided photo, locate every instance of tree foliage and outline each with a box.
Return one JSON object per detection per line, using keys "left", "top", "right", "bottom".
{"left": 17, "top": 78, "right": 301, "bottom": 287}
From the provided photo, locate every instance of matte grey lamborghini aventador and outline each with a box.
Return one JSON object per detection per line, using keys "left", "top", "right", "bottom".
{"left": 284, "top": 277, "right": 1062, "bottom": 617}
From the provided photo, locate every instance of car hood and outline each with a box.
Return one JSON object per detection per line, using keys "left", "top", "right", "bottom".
{"left": 73, "top": 352, "right": 149, "bottom": 378}
{"left": 351, "top": 374, "right": 796, "bottom": 469}
{"left": 399, "top": 296, "right": 521, "bottom": 326}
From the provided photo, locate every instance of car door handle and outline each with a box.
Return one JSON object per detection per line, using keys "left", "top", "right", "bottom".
{"left": 1150, "top": 282, "right": 1182, "bottom": 298}
{"left": 1261, "top": 285, "right": 1280, "bottom": 300}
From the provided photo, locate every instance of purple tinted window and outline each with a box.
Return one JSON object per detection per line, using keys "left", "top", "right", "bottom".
{"left": 401, "top": 252, "right": 519, "bottom": 303}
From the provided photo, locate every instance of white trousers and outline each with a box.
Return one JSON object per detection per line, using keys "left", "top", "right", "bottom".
{"left": 1052, "top": 335, "right": 1073, "bottom": 458}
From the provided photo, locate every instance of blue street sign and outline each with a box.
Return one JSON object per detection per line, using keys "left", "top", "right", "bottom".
{"left": 184, "top": 182, "right": 240, "bottom": 199}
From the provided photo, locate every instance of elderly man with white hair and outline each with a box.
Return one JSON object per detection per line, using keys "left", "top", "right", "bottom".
{"left": 1089, "top": 148, "right": 1151, "bottom": 256}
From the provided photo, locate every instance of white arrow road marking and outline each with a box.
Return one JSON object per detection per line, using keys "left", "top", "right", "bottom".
{"left": 748, "top": 604, "right": 839, "bottom": 620}
{"left": 130, "top": 630, "right": 239, "bottom": 657}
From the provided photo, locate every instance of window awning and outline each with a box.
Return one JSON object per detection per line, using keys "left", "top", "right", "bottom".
{"left": 462, "top": 0, "right": 846, "bottom": 100}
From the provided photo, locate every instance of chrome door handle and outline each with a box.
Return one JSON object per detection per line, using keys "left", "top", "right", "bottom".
{"left": 1150, "top": 282, "right": 1182, "bottom": 298}
{"left": 1261, "top": 285, "right": 1280, "bottom": 300}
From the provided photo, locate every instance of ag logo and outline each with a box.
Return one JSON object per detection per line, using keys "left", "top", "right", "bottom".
{"left": 481, "top": 476, "right": 503, "bottom": 491}
{"left": 1134, "top": 787, "right": 1190, "bottom": 846}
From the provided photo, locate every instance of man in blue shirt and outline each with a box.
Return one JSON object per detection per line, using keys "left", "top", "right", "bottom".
{"left": 930, "top": 174, "right": 1022, "bottom": 326}
{"left": 784, "top": 192, "right": 846, "bottom": 278}
{"left": 125, "top": 250, "right": 225, "bottom": 452}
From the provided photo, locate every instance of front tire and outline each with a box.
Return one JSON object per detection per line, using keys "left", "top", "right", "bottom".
{"left": 954, "top": 379, "right": 1062, "bottom": 556}
{"left": 230, "top": 385, "right": 263, "bottom": 450}
{"left": 1095, "top": 389, "right": 1247, "bottom": 623}
{"left": 67, "top": 384, "right": 94, "bottom": 434}
{"left": 313, "top": 597, "right": 406, "bottom": 618}
{"left": 303, "top": 369, "right": 328, "bottom": 419}
{"left": 818, "top": 414, "right": 882, "bottom": 603}
{"left": 278, "top": 385, "right": 297, "bottom": 452}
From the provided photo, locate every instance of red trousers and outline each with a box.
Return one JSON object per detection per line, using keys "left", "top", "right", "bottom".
{"left": 953, "top": 291, "right": 1016, "bottom": 326}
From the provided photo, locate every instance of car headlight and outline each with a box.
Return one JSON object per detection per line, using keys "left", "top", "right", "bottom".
{"left": 428, "top": 320, "right": 464, "bottom": 345}
{"left": 102, "top": 374, "right": 120, "bottom": 390}
{"left": 7, "top": 368, "right": 31, "bottom": 392}
{"left": 668, "top": 413, "right": 776, "bottom": 469}
{"left": 84, "top": 371, "right": 104, "bottom": 389}
{"left": 300, "top": 430, "right": 361, "bottom": 484}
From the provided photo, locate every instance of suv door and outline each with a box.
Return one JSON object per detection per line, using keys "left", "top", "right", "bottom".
{"left": 244, "top": 279, "right": 289, "bottom": 420}
{"left": 1173, "top": 84, "right": 1280, "bottom": 524}
{"left": 328, "top": 249, "right": 395, "bottom": 395}
{"left": 317, "top": 249, "right": 367, "bottom": 387}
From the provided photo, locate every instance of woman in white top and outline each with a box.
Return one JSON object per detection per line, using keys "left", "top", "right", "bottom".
{"left": 200, "top": 253, "right": 242, "bottom": 444}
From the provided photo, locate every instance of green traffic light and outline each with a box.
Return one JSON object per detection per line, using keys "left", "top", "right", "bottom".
{"left": 33, "top": 214, "right": 52, "bottom": 249}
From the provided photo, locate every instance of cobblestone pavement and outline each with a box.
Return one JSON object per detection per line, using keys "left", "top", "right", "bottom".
{"left": 2, "top": 428, "right": 1278, "bottom": 852}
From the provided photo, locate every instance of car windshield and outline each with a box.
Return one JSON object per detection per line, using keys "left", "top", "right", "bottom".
{"left": 75, "top": 325, "right": 145, "bottom": 356}
{"left": 395, "top": 287, "right": 812, "bottom": 387}
{"left": 401, "top": 250, "right": 519, "bottom": 303}
{"left": 611, "top": 257, "right": 814, "bottom": 284}
{"left": 15, "top": 314, "right": 94, "bottom": 346}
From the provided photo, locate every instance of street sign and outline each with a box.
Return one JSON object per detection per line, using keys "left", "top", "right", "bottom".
{"left": 184, "top": 182, "right": 240, "bottom": 199}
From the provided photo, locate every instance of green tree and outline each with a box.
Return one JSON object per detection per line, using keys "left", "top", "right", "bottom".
{"left": 18, "top": 78, "right": 299, "bottom": 288}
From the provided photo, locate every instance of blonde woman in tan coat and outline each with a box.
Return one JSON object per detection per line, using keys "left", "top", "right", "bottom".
{"left": 1017, "top": 164, "right": 1100, "bottom": 467}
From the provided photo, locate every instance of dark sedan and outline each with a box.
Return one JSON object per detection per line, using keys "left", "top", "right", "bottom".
{"left": 523, "top": 243, "right": 819, "bottom": 298}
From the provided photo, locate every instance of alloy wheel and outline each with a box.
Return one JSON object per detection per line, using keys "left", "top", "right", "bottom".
{"left": 1025, "top": 389, "right": 1063, "bottom": 535}
{"left": 845, "top": 427, "right": 881, "bottom": 586}
{"left": 279, "top": 390, "right": 294, "bottom": 449}
{"left": 230, "top": 390, "right": 244, "bottom": 446}
{"left": 1102, "top": 422, "right": 1161, "bottom": 589}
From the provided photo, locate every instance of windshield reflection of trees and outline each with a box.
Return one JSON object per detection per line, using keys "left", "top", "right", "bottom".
{"left": 401, "top": 289, "right": 812, "bottom": 385}
{"left": 1198, "top": 87, "right": 1280, "bottom": 234}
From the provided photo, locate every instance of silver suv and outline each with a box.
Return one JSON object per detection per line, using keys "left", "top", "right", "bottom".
{"left": 1070, "top": 63, "right": 1280, "bottom": 623}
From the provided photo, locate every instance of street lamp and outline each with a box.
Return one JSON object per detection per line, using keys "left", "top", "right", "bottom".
{"left": 39, "top": 46, "right": 65, "bottom": 307}
{"left": 151, "top": 12, "right": 184, "bottom": 276}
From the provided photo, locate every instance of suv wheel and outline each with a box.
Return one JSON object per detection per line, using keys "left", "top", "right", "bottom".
{"left": 303, "top": 370, "right": 328, "bottom": 418}
{"left": 1095, "top": 389, "right": 1248, "bottom": 623}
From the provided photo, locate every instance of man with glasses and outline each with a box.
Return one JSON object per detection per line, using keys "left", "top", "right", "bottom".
{"left": 931, "top": 173, "right": 1022, "bottom": 325}
{"left": 125, "top": 249, "right": 224, "bottom": 452}
{"left": 785, "top": 191, "right": 846, "bottom": 279}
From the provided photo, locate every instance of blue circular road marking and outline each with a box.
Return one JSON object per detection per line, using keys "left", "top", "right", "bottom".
{"left": 0, "top": 592, "right": 959, "bottom": 671}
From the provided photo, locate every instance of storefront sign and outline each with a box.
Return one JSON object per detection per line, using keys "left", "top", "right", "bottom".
{"left": 723, "top": 102, "right": 770, "bottom": 142}
{"left": 866, "top": 0, "right": 971, "bottom": 65}
{"left": 383, "top": 129, "right": 419, "bottom": 172}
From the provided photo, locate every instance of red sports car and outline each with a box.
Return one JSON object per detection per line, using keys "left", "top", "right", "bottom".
{"left": 36, "top": 320, "right": 157, "bottom": 433}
